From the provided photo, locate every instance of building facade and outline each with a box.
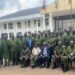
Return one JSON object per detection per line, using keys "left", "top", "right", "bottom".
{"left": 46, "top": 0, "right": 75, "bottom": 32}
{"left": 0, "top": 0, "right": 75, "bottom": 39}
{"left": 0, "top": 7, "right": 50, "bottom": 39}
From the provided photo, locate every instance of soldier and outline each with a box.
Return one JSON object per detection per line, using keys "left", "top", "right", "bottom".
{"left": 10, "top": 35, "right": 17, "bottom": 65}
{"left": 67, "top": 40, "right": 75, "bottom": 67}
{"left": 0, "top": 38, "right": 3, "bottom": 66}
{"left": 20, "top": 45, "right": 30, "bottom": 67}
{"left": 2, "top": 35, "right": 9, "bottom": 66}
{"left": 30, "top": 43, "right": 41, "bottom": 68}
{"left": 16, "top": 35, "right": 24, "bottom": 65}
{"left": 62, "top": 30, "right": 69, "bottom": 46}
{"left": 61, "top": 46, "right": 69, "bottom": 72}
{"left": 51, "top": 41, "right": 63, "bottom": 69}
{"left": 69, "top": 31, "right": 74, "bottom": 41}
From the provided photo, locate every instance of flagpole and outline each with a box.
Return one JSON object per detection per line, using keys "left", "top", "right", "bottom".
{"left": 55, "top": 0, "right": 59, "bottom": 31}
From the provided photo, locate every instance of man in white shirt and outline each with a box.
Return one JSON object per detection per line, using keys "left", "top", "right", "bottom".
{"left": 30, "top": 43, "right": 41, "bottom": 68}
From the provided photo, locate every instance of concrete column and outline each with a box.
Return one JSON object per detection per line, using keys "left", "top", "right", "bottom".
{"left": 0, "top": 24, "right": 1, "bottom": 38}
{"left": 43, "top": 14, "right": 46, "bottom": 31}
{"left": 27, "top": 21, "right": 28, "bottom": 35}
{"left": 21, "top": 20, "right": 25, "bottom": 35}
{"left": 49, "top": 13, "right": 54, "bottom": 32}
{"left": 7, "top": 23, "right": 10, "bottom": 39}
{"left": 62, "top": 20, "right": 63, "bottom": 31}
{"left": 0, "top": 33, "right": 1, "bottom": 38}
{"left": 14, "top": 21, "right": 17, "bottom": 37}
{"left": 37, "top": 20, "right": 39, "bottom": 34}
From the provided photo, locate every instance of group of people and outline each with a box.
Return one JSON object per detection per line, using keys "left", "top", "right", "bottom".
{"left": 0, "top": 29, "right": 75, "bottom": 72}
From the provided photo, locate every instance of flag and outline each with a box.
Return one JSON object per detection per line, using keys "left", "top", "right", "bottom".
{"left": 55, "top": 0, "right": 58, "bottom": 9}
{"left": 68, "top": 0, "right": 72, "bottom": 4}
{"left": 42, "top": 0, "right": 46, "bottom": 13}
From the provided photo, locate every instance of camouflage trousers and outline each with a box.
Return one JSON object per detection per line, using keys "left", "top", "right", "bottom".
{"left": 20, "top": 56, "right": 30, "bottom": 67}
{"left": 61, "top": 56, "right": 69, "bottom": 72}
{"left": 30, "top": 55, "right": 39, "bottom": 67}
{"left": 51, "top": 55, "right": 61, "bottom": 68}
{"left": 69, "top": 55, "right": 75, "bottom": 67}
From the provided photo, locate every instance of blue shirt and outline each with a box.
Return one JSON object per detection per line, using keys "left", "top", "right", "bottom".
{"left": 28, "top": 39, "right": 32, "bottom": 48}
{"left": 43, "top": 46, "right": 48, "bottom": 56}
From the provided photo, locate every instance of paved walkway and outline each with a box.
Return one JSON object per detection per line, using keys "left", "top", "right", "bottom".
{"left": 0, "top": 66, "right": 75, "bottom": 75}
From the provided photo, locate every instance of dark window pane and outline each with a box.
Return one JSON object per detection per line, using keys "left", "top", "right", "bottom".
{"left": 28, "top": 21, "right": 31, "bottom": 27}
{"left": 17, "top": 22, "right": 21, "bottom": 28}
{"left": 8, "top": 23, "right": 13, "bottom": 29}
{"left": 9, "top": 33, "right": 14, "bottom": 39}
{"left": 34, "top": 20, "right": 37, "bottom": 26}
{"left": 1, "top": 33, "right": 8, "bottom": 39}
{"left": 38, "top": 19, "right": 40, "bottom": 27}
{"left": 4, "top": 24, "right": 7, "bottom": 29}
{"left": 45, "top": 18, "right": 49, "bottom": 26}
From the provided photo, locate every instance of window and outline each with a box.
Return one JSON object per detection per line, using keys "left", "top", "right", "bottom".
{"left": 1, "top": 33, "right": 8, "bottom": 39}
{"left": 34, "top": 20, "right": 37, "bottom": 26}
{"left": 38, "top": 19, "right": 41, "bottom": 27}
{"left": 4, "top": 24, "right": 7, "bottom": 29}
{"left": 17, "top": 32, "right": 22, "bottom": 35}
{"left": 17, "top": 22, "right": 21, "bottom": 28}
{"left": 9, "top": 33, "right": 14, "bottom": 39}
{"left": 28, "top": 21, "right": 31, "bottom": 27}
{"left": 45, "top": 18, "right": 49, "bottom": 26}
{"left": 8, "top": 23, "right": 13, "bottom": 29}
{"left": 17, "top": 32, "right": 22, "bottom": 36}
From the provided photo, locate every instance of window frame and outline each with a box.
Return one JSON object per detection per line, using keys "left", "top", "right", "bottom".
{"left": 8, "top": 23, "right": 13, "bottom": 29}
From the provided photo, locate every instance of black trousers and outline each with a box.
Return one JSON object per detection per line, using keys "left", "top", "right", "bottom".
{"left": 41, "top": 56, "right": 51, "bottom": 68}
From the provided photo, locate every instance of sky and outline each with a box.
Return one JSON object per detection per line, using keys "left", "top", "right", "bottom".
{"left": 0, "top": 0, "right": 55, "bottom": 17}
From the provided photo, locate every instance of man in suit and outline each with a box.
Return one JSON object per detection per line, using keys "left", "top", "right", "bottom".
{"left": 41, "top": 42, "right": 51, "bottom": 68}
{"left": 26, "top": 35, "right": 34, "bottom": 53}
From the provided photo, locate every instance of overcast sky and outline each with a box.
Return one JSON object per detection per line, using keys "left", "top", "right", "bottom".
{"left": 0, "top": 0, "right": 55, "bottom": 17}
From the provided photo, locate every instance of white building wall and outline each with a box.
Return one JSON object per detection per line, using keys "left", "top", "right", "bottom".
{"left": 0, "top": 17, "right": 46, "bottom": 39}
{"left": 0, "top": 13, "right": 54, "bottom": 39}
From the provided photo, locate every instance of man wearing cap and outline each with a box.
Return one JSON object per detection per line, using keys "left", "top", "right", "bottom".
{"left": 67, "top": 40, "right": 75, "bottom": 67}
{"left": 51, "top": 41, "right": 63, "bottom": 69}
{"left": 61, "top": 45, "right": 69, "bottom": 72}
{"left": 20, "top": 45, "right": 30, "bottom": 67}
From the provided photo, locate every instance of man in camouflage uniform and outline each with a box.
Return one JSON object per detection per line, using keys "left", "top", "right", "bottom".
{"left": 67, "top": 40, "right": 75, "bottom": 67}
{"left": 61, "top": 45, "right": 69, "bottom": 72}
{"left": 16, "top": 35, "right": 24, "bottom": 65}
{"left": 20, "top": 45, "right": 30, "bottom": 67}
{"left": 51, "top": 41, "right": 63, "bottom": 69}
{"left": 62, "top": 30, "right": 69, "bottom": 46}
{"left": 2, "top": 36, "right": 10, "bottom": 66}
{"left": 0, "top": 38, "right": 3, "bottom": 66}
{"left": 10, "top": 35, "right": 17, "bottom": 65}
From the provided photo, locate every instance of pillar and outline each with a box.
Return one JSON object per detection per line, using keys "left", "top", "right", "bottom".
{"left": 49, "top": 13, "right": 54, "bottom": 32}
{"left": 43, "top": 14, "right": 46, "bottom": 31}
{"left": 7, "top": 23, "right": 10, "bottom": 39}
